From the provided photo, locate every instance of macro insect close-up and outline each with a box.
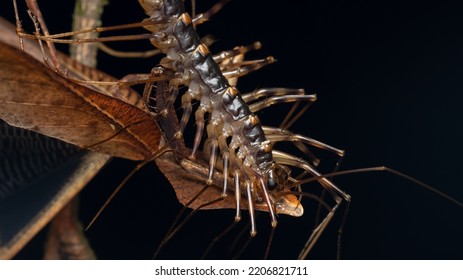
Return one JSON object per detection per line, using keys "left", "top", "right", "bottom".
{"left": 0, "top": 0, "right": 462, "bottom": 260}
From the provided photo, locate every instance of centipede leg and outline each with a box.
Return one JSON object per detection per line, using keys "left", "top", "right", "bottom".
{"left": 234, "top": 169, "right": 241, "bottom": 222}
{"left": 191, "top": 0, "right": 232, "bottom": 26}
{"left": 191, "top": 108, "right": 206, "bottom": 158}
{"left": 178, "top": 93, "right": 193, "bottom": 134}
{"left": 221, "top": 57, "right": 276, "bottom": 79}
{"left": 249, "top": 94, "right": 316, "bottom": 114}
{"left": 272, "top": 150, "right": 350, "bottom": 202}
{"left": 242, "top": 88, "right": 315, "bottom": 130}
{"left": 213, "top": 42, "right": 262, "bottom": 64}
{"left": 242, "top": 88, "right": 306, "bottom": 103}
{"left": 206, "top": 138, "right": 218, "bottom": 184}
{"left": 141, "top": 67, "right": 174, "bottom": 111}
{"left": 221, "top": 150, "right": 230, "bottom": 196}
{"left": 246, "top": 180, "right": 257, "bottom": 236}
{"left": 258, "top": 178, "right": 277, "bottom": 227}
{"left": 263, "top": 126, "right": 345, "bottom": 157}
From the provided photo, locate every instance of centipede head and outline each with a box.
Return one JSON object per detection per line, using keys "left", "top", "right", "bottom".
{"left": 262, "top": 163, "right": 304, "bottom": 218}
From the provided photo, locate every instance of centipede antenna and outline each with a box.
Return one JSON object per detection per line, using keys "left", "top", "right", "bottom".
{"left": 290, "top": 167, "right": 463, "bottom": 208}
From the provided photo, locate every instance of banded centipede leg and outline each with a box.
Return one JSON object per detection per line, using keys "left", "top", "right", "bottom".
{"left": 242, "top": 89, "right": 316, "bottom": 130}
{"left": 272, "top": 150, "right": 350, "bottom": 202}
{"left": 263, "top": 127, "right": 345, "bottom": 157}
{"left": 248, "top": 93, "right": 316, "bottom": 113}
{"left": 191, "top": 107, "right": 206, "bottom": 158}
{"left": 191, "top": 0, "right": 232, "bottom": 26}
{"left": 234, "top": 169, "right": 242, "bottom": 222}
{"left": 245, "top": 180, "right": 257, "bottom": 236}
{"left": 221, "top": 57, "right": 276, "bottom": 79}
{"left": 242, "top": 88, "right": 306, "bottom": 103}
{"left": 263, "top": 126, "right": 343, "bottom": 167}
{"left": 242, "top": 88, "right": 315, "bottom": 131}
{"left": 213, "top": 42, "right": 262, "bottom": 65}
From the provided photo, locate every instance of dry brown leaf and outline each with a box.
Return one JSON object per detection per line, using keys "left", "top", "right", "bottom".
{"left": 0, "top": 40, "right": 161, "bottom": 161}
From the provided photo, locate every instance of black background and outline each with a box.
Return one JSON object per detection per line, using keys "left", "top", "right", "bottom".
{"left": 1, "top": 0, "right": 463, "bottom": 259}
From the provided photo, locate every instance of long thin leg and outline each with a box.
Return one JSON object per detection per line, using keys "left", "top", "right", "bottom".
{"left": 213, "top": 42, "right": 262, "bottom": 64}
{"left": 246, "top": 180, "right": 257, "bottom": 236}
{"left": 178, "top": 93, "right": 193, "bottom": 134}
{"left": 192, "top": 0, "right": 232, "bottom": 26}
{"left": 280, "top": 101, "right": 311, "bottom": 130}
{"left": 191, "top": 108, "right": 206, "bottom": 158}
{"left": 234, "top": 169, "right": 242, "bottom": 222}
{"left": 206, "top": 139, "right": 219, "bottom": 184}
{"left": 248, "top": 94, "right": 316, "bottom": 113}
{"left": 23, "top": 0, "right": 62, "bottom": 72}
{"left": 263, "top": 126, "right": 345, "bottom": 157}
{"left": 258, "top": 178, "right": 277, "bottom": 227}
{"left": 221, "top": 57, "right": 275, "bottom": 79}
{"left": 241, "top": 88, "right": 306, "bottom": 103}
{"left": 272, "top": 150, "right": 351, "bottom": 202}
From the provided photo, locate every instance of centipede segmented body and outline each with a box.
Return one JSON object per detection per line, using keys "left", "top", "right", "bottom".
{"left": 138, "top": 0, "right": 351, "bottom": 237}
